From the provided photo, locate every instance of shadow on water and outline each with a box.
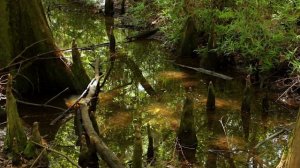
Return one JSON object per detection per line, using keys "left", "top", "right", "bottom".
{"left": 1, "top": 2, "right": 296, "bottom": 168}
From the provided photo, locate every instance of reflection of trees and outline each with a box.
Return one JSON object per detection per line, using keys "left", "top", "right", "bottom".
{"left": 206, "top": 113, "right": 236, "bottom": 168}
{"left": 44, "top": 4, "right": 288, "bottom": 166}
{"left": 206, "top": 82, "right": 235, "bottom": 168}
{"left": 49, "top": 5, "right": 108, "bottom": 48}
{"left": 241, "top": 76, "right": 252, "bottom": 141}
{"left": 177, "top": 95, "right": 197, "bottom": 166}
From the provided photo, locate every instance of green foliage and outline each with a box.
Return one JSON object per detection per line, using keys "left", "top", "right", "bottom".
{"left": 149, "top": 0, "right": 300, "bottom": 71}
{"left": 215, "top": 1, "right": 299, "bottom": 71}
{"left": 154, "top": 0, "right": 186, "bottom": 45}
{"left": 127, "top": 2, "right": 149, "bottom": 27}
{"left": 286, "top": 47, "right": 300, "bottom": 73}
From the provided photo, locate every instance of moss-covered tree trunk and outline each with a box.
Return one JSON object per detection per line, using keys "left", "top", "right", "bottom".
{"left": 0, "top": 0, "right": 87, "bottom": 95}
{"left": 277, "top": 109, "right": 300, "bottom": 168}
{"left": 132, "top": 116, "right": 143, "bottom": 168}
{"left": 4, "top": 75, "right": 27, "bottom": 153}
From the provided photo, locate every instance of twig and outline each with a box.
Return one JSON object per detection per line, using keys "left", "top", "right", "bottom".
{"left": 16, "top": 99, "right": 65, "bottom": 111}
{"left": 50, "top": 78, "right": 96, "bottom": 125}
{"left": 0, "top": 121, "right": 7, "bottom": 126}
{"left": 30, "top": 141, "right": 81, "bottom": 168}
{"left": 8, "top": 39, "right": 47, "bottom": 66}
{"left": 30, "top": 148, "right": 47, "bottom": 168}
{"left": 44, "top": 87, "right": 69, "bottom": 105}
{"left": 108, "top": 81, "right": 133, "bottom": 91}
{"left": 175, "top": 137, "right": 188, "bottom": 162}
{"left": 254, "top": 128, "right": 290, "bottom": 149}
{"left": 100, "top": 61, "right": 114, "bottom": 88}
{"left": 219, "top": 116, "right": 231, "bottom": 149}
{"left": 276, "top": 76, "right": 299, "bottom": 102}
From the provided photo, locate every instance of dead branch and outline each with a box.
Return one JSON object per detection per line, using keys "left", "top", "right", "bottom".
{"left": 254, "top": 128, "right": 291, "bottom": 149}
{"left": 30, "top": 141, "right": 81, "bottom": 168}
{"left": 76, "top": 57, "right": 124, "bottom": 167}
{"left": 100, "top": 61, "right": 114, "bottom": 88}
{"left": 16, "top": 99, "right": 65, "bottom": 111}
{"left": 8, "top": 39, "right": 47, "bottom": 67}
{"left": 30, "top": 148, "right": 47, "bottom": 168}
{"left": 175, "top": 63, "right": 233, "bottom": 80}
{"left": 44, "top": 87, "right": 69, "bottom": 105}
{"left": 81, "top": 105, "right": 124, "bottom": 168}
{"left": 50, "top": 78, "right": 96, "bottom": 125}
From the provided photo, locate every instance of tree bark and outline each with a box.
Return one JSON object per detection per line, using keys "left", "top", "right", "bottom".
{"left": 0, "top": 0, "right": 86, "bottom": 95}
{"left": 278, "top": 110, "right": 300, "bottom": 168}
{"left": 81, "top": 105, "right": 124, "bottom": 168}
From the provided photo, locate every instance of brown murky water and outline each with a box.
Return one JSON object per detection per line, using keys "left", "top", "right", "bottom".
{"left": 1, "top": 2, "right": 297, "bottom": 168}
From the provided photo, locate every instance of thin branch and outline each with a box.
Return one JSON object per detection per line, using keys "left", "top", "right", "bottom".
{"left": 219, "top": 116, "right": 231, "bottom": 149}
{"left": 254, "top": 128, "right": 290, "bottom": 149}
{"left": 276, "top": 76, "right": 299, "bottom": 102}
{"left": 16, "top": 99, "right": 65, "bottom": 111}
{"left": 30, "top": 141, "right": 81, "bottom": 168}
{"left": 175, "top": 63, "right": 233, "bottom": 80}
{"left": 30, "top": 148, "right": 47, "bottom": 168}
{"left": 100, "top": 61, "right": 114, "bottom": 88}
{"left": 0, "top": 121, "right": 7, "bottom": 126}
{"left": 44, "top": 87, "right": 69, "bottom": 105}
{"left": 50, "top": 78, "right": 96, "bottom": 125}
{"left": 8, "top": 39, "right": 47, "bottom": 66}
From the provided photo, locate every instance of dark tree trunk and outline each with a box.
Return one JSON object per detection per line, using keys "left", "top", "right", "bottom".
{"left": 0, "top": 0, "right": 87, "bottom": 95}
{"left": 277, "top": 109, "right": 300, "bottom": 168}
{"left": 105, "top": 0, "right": 114, "bottom": 16}
{"left": 177, "top": 17, "right": 198, "bottom": 59}
{"left": 177, "top": 96, "right": 197, "bottom": 165}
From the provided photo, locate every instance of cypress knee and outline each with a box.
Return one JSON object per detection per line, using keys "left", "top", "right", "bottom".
{"left": 177, "top": 97, "right": 197, "bottom": 165}
{"left": 4, "top": 74, "right": 27, "bottom": 153}
{"left": 146, "top": 124, "right": 155, "bottom": 165}
{"left": 206, "top": 81, "right": 215, "bottom": 111}
{"left": 241, "top": 75, "right": 252, "bottom": 140}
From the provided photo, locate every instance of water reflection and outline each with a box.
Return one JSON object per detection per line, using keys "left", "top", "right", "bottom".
{"left": 14, "top": 2, "right": 294, "bottom": 168}
{"left": 177, "top": 93, "right": 197, "bottom": 167}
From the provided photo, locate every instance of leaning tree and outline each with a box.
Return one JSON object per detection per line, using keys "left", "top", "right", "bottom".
{"left": 0, "top": 0, "right": 89, "bottom": 96}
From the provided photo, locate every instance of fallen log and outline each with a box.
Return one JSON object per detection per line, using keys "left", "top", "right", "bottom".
{"left": 78, "top": 58, "right": 124, "bottom": 168}
{"left": 81, "top": 105, "right": 124, "bottom": 168}
{"left": 126, "top": 28, "right": 159, "bottom": 42}
{"left": 175, "top": 63, "right": 233, "bottom": 80}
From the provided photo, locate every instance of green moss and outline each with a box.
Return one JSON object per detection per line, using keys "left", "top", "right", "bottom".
{"left": 4, "top": 75, "right": 27, "bottom": 153}
{"left": 24, "top": 122, "right": 43, "bottom": 158}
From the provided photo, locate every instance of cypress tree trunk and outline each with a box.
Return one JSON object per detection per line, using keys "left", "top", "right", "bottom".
{"left": 105, "top": 0, "right": 114, "bottom": 16}
{"left": 0, "top": 0, "right": 86, "bottom": 95}
{"left": 277, "top": 109, "right": 300, "bottom": 167}
{"left": 4, "top": 75, "right": 27, "bottom": 153}
{"left": 241, "top": 75, "right": 252, "bottom": 140}
{"left": 132, "top": 120, "right": 143, "bottom": 168}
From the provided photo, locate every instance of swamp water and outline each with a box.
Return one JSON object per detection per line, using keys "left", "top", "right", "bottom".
{"left": 1, "top": 2, "right": 297, "bottom": 168}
